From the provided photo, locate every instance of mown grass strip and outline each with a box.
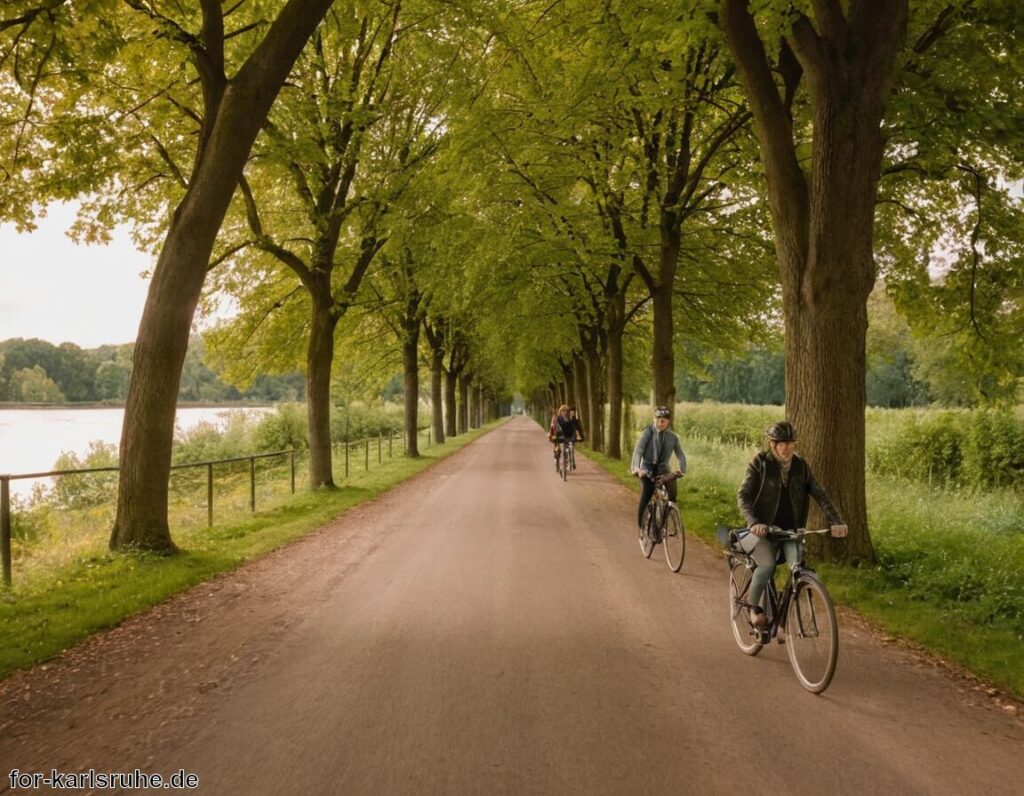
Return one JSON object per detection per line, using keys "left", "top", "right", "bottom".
{"left": 582, "top": 441, "right": 1024, "bottom": 699}
{"left": 0, "top": 422, "right": 503, "bottom": 681}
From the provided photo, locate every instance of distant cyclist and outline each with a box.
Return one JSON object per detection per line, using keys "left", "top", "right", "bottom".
{"left": 630, "top": 406, "right": 686, "bottom": 532}
{"left": 548, "top": 404, "right": 574, "bottom": 463}
{"left": 736, "top": 421, "right": 848, "bottom": 628}
{"left": 567, "top": 406, "right": 585, "bottom": 442}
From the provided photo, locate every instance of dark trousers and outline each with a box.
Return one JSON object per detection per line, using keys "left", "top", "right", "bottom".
{"left": 637, "top": 472, "right": 677, "bottom": 528}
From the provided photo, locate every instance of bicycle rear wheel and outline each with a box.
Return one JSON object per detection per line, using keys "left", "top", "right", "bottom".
{"left": 662, "top": 506, "right": 685, "bottom": 572}
{"left": 638, "top": 505, "right": 655, "bottom": 558}
{"left": 786, "top": 574, "right": 839, "bottom": 693}
{"left": 728, "top": 558, "right": 763, "bottom": 656}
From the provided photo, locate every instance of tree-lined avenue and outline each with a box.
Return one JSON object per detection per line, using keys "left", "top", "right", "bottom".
{"left": 1, "top": 418, "right": 1021, "bottom": 794}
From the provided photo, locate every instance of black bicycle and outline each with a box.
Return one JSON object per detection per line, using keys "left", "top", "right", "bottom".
{"left": 556, "top": 439, "right": 574, "bottom": 481}
{"left": 638, "top": 471, "right": 685, "bottom": 572}
{"left": 720, "top": 526, "right": 838, "bottom": 693}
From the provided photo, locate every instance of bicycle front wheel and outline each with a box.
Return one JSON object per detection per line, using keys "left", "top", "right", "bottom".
{"left": 786, "top": 574, "right": 839, "bottom": 694}
{"left": 728, "top": 558, "right": 763, "bottom": 656}
{"left": 662, "top": 507, "right": 685, "bottom": 572}
{"left": 638, "top": 505, "right": 655, "bottom": 558}
{"left": 561, "top": 448, "right": 569, "bottom": 481}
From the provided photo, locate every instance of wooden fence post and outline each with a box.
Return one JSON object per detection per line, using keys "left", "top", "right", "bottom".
{"left": 1, "top": 477, "right": 11, "bottom": 587}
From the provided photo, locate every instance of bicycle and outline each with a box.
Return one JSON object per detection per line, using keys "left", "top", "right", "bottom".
{"left": 719, "top": 525, "right": 839, "bottom": 693}
{"left": 556, "top": 439, "right": 573, "bottom": 481}
{"left": 637, "top": 471, "right": 685, "bottom": 572}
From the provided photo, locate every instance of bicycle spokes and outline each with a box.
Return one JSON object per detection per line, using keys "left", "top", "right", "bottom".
{"left": 785, "top": 577, "right": 839, "bottom": 693}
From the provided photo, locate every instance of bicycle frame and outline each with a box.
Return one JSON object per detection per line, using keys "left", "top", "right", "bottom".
{"left": 646, "top": 472, "right": 681, "bottom": 535}
{"left": 728, "top": 528, "right": 829, "bottom": 642}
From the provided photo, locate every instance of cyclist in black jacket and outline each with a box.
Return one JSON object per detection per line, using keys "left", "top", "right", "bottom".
{"left": 736, "top": 421, "right": 847, "bottom": 628}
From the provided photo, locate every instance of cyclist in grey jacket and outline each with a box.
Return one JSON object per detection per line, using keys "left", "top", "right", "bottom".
{"left": 630, "top": 406, "right": 687, "bottom": 530}
{"left": 736, "top": 421, "right": 847, "bottom": 628}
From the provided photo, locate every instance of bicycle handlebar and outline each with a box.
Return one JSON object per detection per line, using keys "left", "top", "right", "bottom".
{"left": 766, "top": 526, "right": 832, "bottom": 539}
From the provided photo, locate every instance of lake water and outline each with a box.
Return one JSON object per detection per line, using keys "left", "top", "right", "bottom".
{"left": 0, "top": 406, "right": 271, "bottom": 499}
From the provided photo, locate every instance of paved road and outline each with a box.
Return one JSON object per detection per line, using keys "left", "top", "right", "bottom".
{"left": 2, "top": 416, "right": 1022, "bottom": 795}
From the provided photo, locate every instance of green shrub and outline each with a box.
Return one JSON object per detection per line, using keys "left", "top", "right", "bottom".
{"left": 961, "top": 410, "right": 1024, "bottom": 490}
{"left": 254, "top": 403, "right": 308, "bottom": 452}
{"left": 669, "top": 402, "right": 782, "bottom": 449}
{"left": 51, "top": 441, "right": 119, "bottom": 509}
{"left": 172, "top": 411, "right": 260, "bottom": 464}
{"left": 869, "top": 411, "right": 963, "bottom": 485}
{"left": 330, "top": 402, "right": 404, "bottom": 442}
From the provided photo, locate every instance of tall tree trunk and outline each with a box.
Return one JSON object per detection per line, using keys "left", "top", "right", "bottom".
{"left": 444, "top": 366, "right": 458, "bottom": 438}
{"left": 306, "top": 290, "right": 339, "bottom": 487}
{"left": 652, "top": 228, "right": 679, "bottom": 408}
{"left": 402, "top": 320, "right": 420, "bottom": 458}
{"left": 430, "top": 348, "right": 445, "bottom": 445}
{"left": 110, "top": 0, "right": 337, "bottom": 552}
{"left": 720, "top": 0, "right": 908, "bottom": 563}
{"left": 560, "top": 360, "right": 575, "bottom": 409}
{"left": 573, "top": 353, "right": 589, "bottom": 441}
{"left": 582, "top": 333, "right": 604, "bottom": 453}
{"left": 458, "top": 372, "right": 470, "bottom": 434}
{"left": 605, "top": 292, "right": 626, "bottom": 458}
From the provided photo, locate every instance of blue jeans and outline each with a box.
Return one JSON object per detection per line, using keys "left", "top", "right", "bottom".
{"left": 747, "top": 536, "right": 802, "bottom": 610}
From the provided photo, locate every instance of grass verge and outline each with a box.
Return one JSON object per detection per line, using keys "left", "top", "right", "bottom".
{"left": 582, "top": 440, "right": 1024, "bottom": 700}
{"left": 0, "top": 421, "right": 503, "bottom": 681}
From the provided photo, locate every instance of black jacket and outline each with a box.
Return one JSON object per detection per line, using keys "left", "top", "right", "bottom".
{"left": 737, "top": 452, "right": 842, "bottom": 530}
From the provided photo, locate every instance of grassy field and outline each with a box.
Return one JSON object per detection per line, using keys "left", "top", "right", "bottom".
{"left": 588, "top": 405, "right": 1024, "bottom": 698}
{"left": 0, "top": 421, "right": 502, "bottom": 680}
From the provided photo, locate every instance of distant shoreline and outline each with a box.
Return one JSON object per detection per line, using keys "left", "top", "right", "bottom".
{"left": 0, "top": 401, "right": 276, "bottom": 410}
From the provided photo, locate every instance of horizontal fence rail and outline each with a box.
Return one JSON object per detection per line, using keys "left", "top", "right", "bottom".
{"left": 1, "top": 427, "right": 433, "bottom": 587}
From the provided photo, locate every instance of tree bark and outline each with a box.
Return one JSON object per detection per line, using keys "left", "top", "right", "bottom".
{"left": 402, "top": 320, "right": 420, "bottom": 458}
{"left": 429, "top": 348, "right": 445, "bottom": 445}
{"left": 720, "top": 0, "right": 908, "bottom": 563}
{"left": 652, "top": 229, "right": 679, "bottom": 408}
{"left": 444, "top": 366, "right": 457, "bottom": 438}
{"left": 458, "top": 372, "right": 470, "bottom": 434}
{"left": 572, "top": 354, "right": 589, "bottom": 441}
{"left": 110, "top": 0, "right": 338, "bottom": 552}
{"left": 306, "top": 289, "right": 339, "bottom": 487}
{"left": 582, "top": 331, "right": 604, "bottom": 453}
{"left": 605, "top": 290, "right": 626, "bottom": 458}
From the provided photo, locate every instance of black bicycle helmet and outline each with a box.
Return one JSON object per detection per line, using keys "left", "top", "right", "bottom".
{"left": 765, "top": 421, "right": 797, "bottom": 442}
{"left": 654, "top": 406, "right": 672, "bottom": 419}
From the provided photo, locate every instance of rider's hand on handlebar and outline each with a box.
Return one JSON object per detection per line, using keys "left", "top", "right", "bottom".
{"left": 750, "top": 523, "right": 768, "bottom": 537}
{"left": 830, "top": 524, "right": 849, "bottom": 538}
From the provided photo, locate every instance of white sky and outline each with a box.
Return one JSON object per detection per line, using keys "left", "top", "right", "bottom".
{"left": 0, "top": 202, "right": 152, "bottom": 348}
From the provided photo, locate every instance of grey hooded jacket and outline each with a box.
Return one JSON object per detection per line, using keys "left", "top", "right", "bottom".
{"left": 630, "top": 424, "right": 686, "bottom": 476}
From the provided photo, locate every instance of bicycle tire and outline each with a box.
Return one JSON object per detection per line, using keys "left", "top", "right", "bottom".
{"left": 662, "top": 506, "right": 685, "bottom": 572}
{"left": 638, "top": 505, "right": 655, "bottom": 558}
{"left": 728, "top": 557, "right": 763, "bottom": 656}
{"left": 561, "top": 447, "right": 569, "bottom": 481}
{"left": 786, "top": 574, "right": 839, "bottom": 694}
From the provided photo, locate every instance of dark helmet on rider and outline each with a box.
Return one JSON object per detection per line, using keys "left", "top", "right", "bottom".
{"left": 765, "top": 421, "right": 797, "bottom": 442}
{"left": 654, "top": 406, "right": 672, "bottom": 419}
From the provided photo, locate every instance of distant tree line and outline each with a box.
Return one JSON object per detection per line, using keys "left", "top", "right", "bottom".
{"left": 672, "top": 287, "right": 994, "bottom": 408}
{"left": 0, "top": 336, "right": 303, "bottom": 404}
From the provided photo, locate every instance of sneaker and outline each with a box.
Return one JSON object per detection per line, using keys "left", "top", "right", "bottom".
{"left": 750, "top": 606, "right": 766, "bottom": 629}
